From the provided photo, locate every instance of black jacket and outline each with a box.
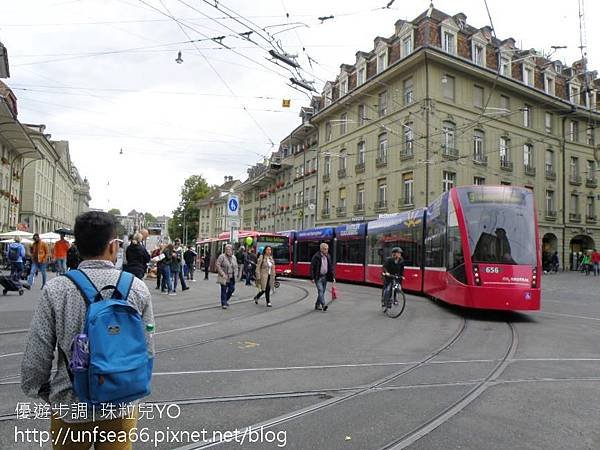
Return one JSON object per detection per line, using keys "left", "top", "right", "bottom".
{"left": 383, "top": 257, "right": 405, "bottom": 278}
{"left": 124, "top": 242, "right": 150, "bottom": 279}
{"left": 183, "top": 249, "right": 197, "bottom": 266}
{"left": 310, "top": 251, "right": 335, "bottom": 282}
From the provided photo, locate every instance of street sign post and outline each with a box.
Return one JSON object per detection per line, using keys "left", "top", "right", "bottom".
{"left": 227, "top": 195, "right": 239, "bottom": 216}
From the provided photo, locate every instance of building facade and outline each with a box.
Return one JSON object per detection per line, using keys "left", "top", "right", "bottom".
{"left": 308, "top": 6, "right": 599, "bottom": 265}
{"left": 197, "top": 176, "right": 241, "bottom": 240}
{"left": 237, "top": 106, "right": 320, "bottom": 233}
{"left": 20, "top": 125, "right": 90, "bottom": 233}
{"left": 0, "top": 81, "right": 41, "bottom": 231}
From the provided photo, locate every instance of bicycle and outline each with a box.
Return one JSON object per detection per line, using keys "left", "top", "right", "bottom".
{"left": 381, "top": 274, "right": 406, "bottom": 318}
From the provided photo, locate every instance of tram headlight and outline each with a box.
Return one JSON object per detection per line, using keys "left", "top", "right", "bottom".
{"left": 473, "top": 264, "right": 482, "bottom": 286}
{"left": 531, "top": 267, "right": 538, "bottom": 288}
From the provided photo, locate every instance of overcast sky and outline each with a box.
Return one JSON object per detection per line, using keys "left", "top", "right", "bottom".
{"left": 1, "top": 0, "right": 598, "bottom": 216}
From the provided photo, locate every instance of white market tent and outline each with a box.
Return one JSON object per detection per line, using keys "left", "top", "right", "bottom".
{"left": 0, "top": 230, "right": 33, "bottom": 239}
{"left": 0, "top": 238, "right": 33, "bottom": 244}
{"left": 39, "top": 232, "right": 61, "bottom": 243}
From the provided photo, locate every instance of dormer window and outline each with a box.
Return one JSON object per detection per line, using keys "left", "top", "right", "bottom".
{"left": 500, "top": 55, "right": 511, "bottom": 76}
{"left": 402, "top": 35, "right": 413, "bottom": 57}
{"left": 357, "top": 66, "right": 366, "bottom": 85}
{"left": 472, "top": 43, "right": 485, "bottom": 66}
{"left": 340, "top": 76, "right": 348, "bottom": 97}
{"left": 544, "top": 74, "right": 555, "bottom": 95}
{"left": 443, "top": 31, "right": 456, "bottom": 54}
{"left": 324, "top": 87, "right": 332, "bottom": 106}
{"left": 570, "top": 84, "right": 580, "bottom": 105}
{"left": 377, "top": 50, "right": 388, "bottom": 73}
{"left": 522, "top": 64, "right": 534, "bottom": 86}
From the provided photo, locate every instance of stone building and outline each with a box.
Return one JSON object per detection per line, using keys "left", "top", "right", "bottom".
{"left": 197, "top": 176, "right": 241, "bottom": 240}
{"left": 309, "top": 6, "right": 599, "bottom": 264}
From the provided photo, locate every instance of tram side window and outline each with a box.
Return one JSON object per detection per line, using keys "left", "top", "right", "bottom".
{"left": 368, "top": 231, "right": 421, "bottom": 267}
{"left": 336, "top": 239, "right": 364, "bottom": 264}
{"left": 425, "top": 201, "right": 447, "bottom": 267}
{"left": 296, "top": 241, "right": 322, "bottom": 262}
{"left": 447, "top": 199, "right": 467, "bottom": 283}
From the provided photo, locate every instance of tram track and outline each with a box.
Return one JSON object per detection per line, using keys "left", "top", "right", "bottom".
{"left": 0, "top": 282, "right": 312, "bottom": 382}
{"left": 379, "top": 321, "right": 518, "bottom": 449}
{"left": 177, "top": 315, "right": 469, "bottom": 449}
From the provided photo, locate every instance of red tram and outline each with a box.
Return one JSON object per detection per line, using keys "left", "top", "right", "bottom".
{"left": 279, "top": 186, "right": 540, "bottom": 311}
{"left": 197, "top": 230, "right": 292, "bottom": 276}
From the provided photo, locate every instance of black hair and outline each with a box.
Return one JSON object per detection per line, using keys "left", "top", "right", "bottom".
{"left": 74, "top": 211, "right": 118, "bottom": 258}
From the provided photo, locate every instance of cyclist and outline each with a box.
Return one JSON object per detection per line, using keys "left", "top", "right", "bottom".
{"left": 382, "top": 247, "right": 405, "bottom": 306}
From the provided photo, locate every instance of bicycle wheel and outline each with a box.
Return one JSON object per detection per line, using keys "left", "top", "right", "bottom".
{"left": 385, "top": 288, "right": 406, "bottom": 318}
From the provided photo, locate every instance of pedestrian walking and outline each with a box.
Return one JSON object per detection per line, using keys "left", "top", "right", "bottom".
{"left": 161, "top": 244, "right": 175, "bottom": 295}
{"left": 550, "top": 251, "right": 560, "bottom": 273}
{"left": 53, "top": 233, "right": 70, "bottom": 275}
{"left": 124, "top": 232, "right": 151, "bottom": 279}
{"left": 310, "top": 242, "right": 336, "bottom": 311}
{"left": 254, "top": 246, "right": 276, "bottom": 307}
{"left": 173, "top": 239, "right": 189, "bottom": 291}
{"left": 216, "top": 244, "right": 237, "bottom": 309}
{"left": 581, "top": 251, "right": 592, "bottom": 275}
{"left": 236, "top": 246, "right": 246, "bottom": 281}
{"left": 591, "top": 249, "right": 600, "bottom": 276}
{"left": 7, "top": 236, "right": 26, "bottom": 286}
{"left": 204, "top": 250, "right": 211, "bottom": 280}
{"left": 184, "top": 245, "right": 197, "bottom": 281}
{"left": 245, "top": 247, "right": 257, "bottom": 285}
{"left": 21, "top": 211, "right": 154, "bottom": 449}
{"left": 28, "top": 233, "right": 49, "bottom": 289}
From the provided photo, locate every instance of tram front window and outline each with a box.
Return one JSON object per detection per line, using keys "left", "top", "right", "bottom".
{"left": 257, "top": 238, "right": 289, "bottom": 264}
{"left": 458, "top": 187, "right": 537, "bottom": 266}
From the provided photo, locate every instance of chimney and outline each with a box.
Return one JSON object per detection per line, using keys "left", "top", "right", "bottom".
{"left": 224, "top": 176, "right": 228, "bottom": 183}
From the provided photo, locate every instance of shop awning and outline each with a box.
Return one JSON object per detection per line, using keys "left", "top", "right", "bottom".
{"left": 0, "top": 98, "right": 41, "bottom": 158}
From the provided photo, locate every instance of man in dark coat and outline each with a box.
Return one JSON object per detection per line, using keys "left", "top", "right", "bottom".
{"left": 310, "top": 242, "right": 335, "bottom": 312}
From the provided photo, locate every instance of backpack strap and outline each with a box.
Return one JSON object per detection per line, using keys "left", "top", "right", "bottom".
{"left": 113, "top": 271, "right": 134, "bottom": 301}
{"left": 63, "top": 270, "right": 99, "bottom": 305}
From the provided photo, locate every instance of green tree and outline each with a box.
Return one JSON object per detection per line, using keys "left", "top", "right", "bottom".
{"left": 143, "top": 212, "right": 157, "bottom": 225}
{"left": 108, "top": 208, "right": 121, "bottom": 216}
{"left": 168, "top": 175, "right": 212, "bottom": 243}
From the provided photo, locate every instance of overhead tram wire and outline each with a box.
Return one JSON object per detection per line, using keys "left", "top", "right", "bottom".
{"left": 140, "top": 0, "right": 277, "bottom": 148}
{"left": 130, "top": 0, "right": 294, "bottom": 84}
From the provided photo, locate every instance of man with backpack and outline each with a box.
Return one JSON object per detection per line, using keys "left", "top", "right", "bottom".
{"left": 7, "top": 236, "right": 26, "bottom": 283}
{"left": 21, "top": 211, "right": 154, "bottom": 449}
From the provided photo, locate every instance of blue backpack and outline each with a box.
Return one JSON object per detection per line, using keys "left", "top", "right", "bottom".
{"left": 64, "top": 270, "right": 153, "bottom": 405}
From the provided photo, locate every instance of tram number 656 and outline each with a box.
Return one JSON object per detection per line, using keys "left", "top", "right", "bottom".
{"left": 484, "top": 267, "right": 501, "bottom": 274}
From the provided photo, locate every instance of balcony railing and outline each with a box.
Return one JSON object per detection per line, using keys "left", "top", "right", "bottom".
{"left": 321, "top": 208, "right": 330, "bottom": 218}
{"left": 442, "top": 146, "right": 459, "bottom": 159}
{"left": 569, "top": 175, "right": 582, "bottom": 185}
{"left": 375, "top": 155, "right": 388, "bottom": 168}
{"left": 336, "top": 206, "right": 347, "bottom": 217}
{"left": 586, "top": 215, "right": 597, "bottom": 223}
{"left": 374, "top": 200, "right": 387, "bottom": 211}
{"left": 355, "top": 162, "right": 365, "bottom": 174}
{"left": 353, "top": 203, "right": 365, "bottom": 213}
{"left": 545, "top": 168, "right": 556, "bottom": 180}
{"left": 585, "top": 177, "right": 598, "bottom": 188}
{"left": 524, "top": 164, "right": 536, "bottom": 176}
{"left": 545, "top": 210, "right": 557, "bottom": 220}
{"left": 500, "top": 159, "right": 513, "bottom": 171}
{"left": 569, "top": 212, "right": 581, "bottom": 222}
{"left": 473, "top": 154, "right": 488, "bottom": 165}
{"left": 400, "top": 148, "right": 414, "bottom": 160}
{"left": 399, "top": 197, "right": 414, "bottom": 208}
{"left": 322, "top": 173, "right": 331, "bottom": 182}
{"left": 337, "top": 168, "right": 347, "bottom": 179}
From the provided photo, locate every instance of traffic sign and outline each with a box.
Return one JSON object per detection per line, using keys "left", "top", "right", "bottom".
{"left": 227, "top": 195, "right": 239, "bottom": 216}
{"left": 228, "top": 218, "right": 240, "bottom": 228}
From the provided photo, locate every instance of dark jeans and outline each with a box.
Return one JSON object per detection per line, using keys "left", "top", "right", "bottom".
{"left": 178, "top": 268, "right": 187, "bottom": 289}
{"left": 220, "top": 277, "right": 235, "bottom": 306}
{"left": 156, "top": 265, "right": 162, "bottom": 288}
{"left": 161, "top": 265, "right": 173, "bottom": 292}
{"left": 255, "top": 275, "right": 271, "bottom": 304}
{"left": 316, "top": 275, "right": 327, "bottom": 307}
{"left": 10, "top": 262, "right": 23, "bottom": 284}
